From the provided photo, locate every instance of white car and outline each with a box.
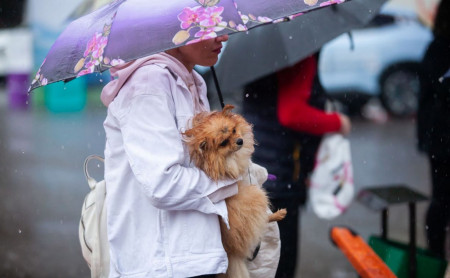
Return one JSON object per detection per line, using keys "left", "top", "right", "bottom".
{"left": 0, "top": 28, "right": 33, "bottom": 76}
{"left": 319, "top": 6, "right": 433, "bottom": 116}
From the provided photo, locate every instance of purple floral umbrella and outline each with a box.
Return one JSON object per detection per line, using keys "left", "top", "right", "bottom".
{"left": 29, "top": 0, "right": 350, "bottom": 92}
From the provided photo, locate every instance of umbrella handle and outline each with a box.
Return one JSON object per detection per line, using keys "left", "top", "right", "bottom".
{"left": 347, "top": 32, "right": 354, "bottom": 51}
{"left": 210, "top": 66, "right": 225, "bottom": 109}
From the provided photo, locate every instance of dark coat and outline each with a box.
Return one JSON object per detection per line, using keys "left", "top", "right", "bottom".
{"left": 242, "top": 73, "right": 327, "bottom": 205}
{"left": 417, "top": 35, "right": 450, "bottom": 158}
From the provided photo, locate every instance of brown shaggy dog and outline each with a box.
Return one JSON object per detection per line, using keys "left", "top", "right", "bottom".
{"left": 183, "top": 105, "right": 286, "bottom": 278}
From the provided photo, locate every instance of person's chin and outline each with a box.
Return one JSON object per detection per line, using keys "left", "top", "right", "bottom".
{"left": 199, "top": 58, "right": 218, "bottom": 67}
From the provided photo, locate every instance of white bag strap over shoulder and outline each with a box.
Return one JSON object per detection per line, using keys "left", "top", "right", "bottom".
{"left": 84, "top": 155, "right": 105, "bottom": 189}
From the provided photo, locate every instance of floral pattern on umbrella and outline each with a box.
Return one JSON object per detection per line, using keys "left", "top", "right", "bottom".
{"left": 28, "top": 0, "right": 350, "bottom": 92}
{"left": 74, "top": 12, "right": 125, "bottom": 77}
{"left": 31, "top": 59, "right": 48, "bottom": 88}
{"left": 172, "top": 0, "right": 272, "bottom": 45}
{"left": 320, "top": 0, "right": 346, "bottom": 7}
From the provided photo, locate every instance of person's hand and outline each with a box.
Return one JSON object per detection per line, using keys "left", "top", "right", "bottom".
{"left": 338, "top": 113, "right": 351, "bottom": 135}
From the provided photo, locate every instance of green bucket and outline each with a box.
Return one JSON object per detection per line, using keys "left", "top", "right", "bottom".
{"left": 44, "top": 77, "right": 87, "bottom": 113}
{"left": 369, "top": 236, "right": 448, "bottom": 278}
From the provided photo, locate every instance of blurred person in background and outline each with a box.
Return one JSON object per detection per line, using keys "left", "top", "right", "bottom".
{"left": 242, "top": 52, "right": 351, "bottom": 278}
{"left": 417, "top": 0, "right": 450, "bottom": 259}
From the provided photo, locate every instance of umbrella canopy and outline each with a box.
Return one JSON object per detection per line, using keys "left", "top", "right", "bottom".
{"left": 29, "top": 0, "right": 351, "bottom": 92}
{"left": 211, "top": 0, "right": 386, "bottom": 93}
{"left": 69, "top": 0, "right": 113, "bottom": 19}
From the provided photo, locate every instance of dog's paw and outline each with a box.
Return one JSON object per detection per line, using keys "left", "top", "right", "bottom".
{"left": 268, "top": 208, "right": 287, "bottom": 222}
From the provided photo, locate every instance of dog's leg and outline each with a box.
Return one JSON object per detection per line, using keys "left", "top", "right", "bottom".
{"left": 219, "top": 255, "right": 249, "bottom": 278}
{"left": 268, "top": 208, "right": 287, "bottom": 222}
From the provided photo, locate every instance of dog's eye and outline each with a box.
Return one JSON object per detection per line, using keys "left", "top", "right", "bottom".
{"left": 219, "top": 139, "right": 229, "bottom": 147}
{"left": 233, "top": 128, "right": 236, "bottom": 134}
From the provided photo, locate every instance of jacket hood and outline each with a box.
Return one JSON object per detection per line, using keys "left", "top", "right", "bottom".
{"left": 101, "top": 52, "right": 204, "bottom": 108}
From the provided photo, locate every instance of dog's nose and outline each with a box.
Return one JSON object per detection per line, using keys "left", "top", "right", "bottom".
{"left": 236, "top": 138, "right": 243, "bottom": 146}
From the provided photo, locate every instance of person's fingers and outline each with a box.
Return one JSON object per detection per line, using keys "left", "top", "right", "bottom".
{"left": 338, "top": 114, "right": 352, "bottom": 135}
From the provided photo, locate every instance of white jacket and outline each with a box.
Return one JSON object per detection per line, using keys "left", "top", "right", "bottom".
{"left": 103, "top": 62, "right": 237, "bottom": 278}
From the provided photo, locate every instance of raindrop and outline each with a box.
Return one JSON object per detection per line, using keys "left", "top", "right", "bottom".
{"left": 99, "top": 79, "right": 103, "bottom": 83}
{"left": 18, "top": 229, "right": 22, "bottom": 234}
{"left": 245, "top": 93, "right": 249, "bottom": 98}
{"left": 425, "top": 225, "right": 429, "bottom": 230}
{"left": 287, "top": 184, "right": 292, "bottom": 189}
{"left": 289, "top": 36, "right": 293, "bottom": 40}
{"left": 363, "top": 160, "right": 367, "bottom": 164}
{"left": 61, "top": 145, "right": 65, "bottom": 150}
{"left": 25, "top": 101, "right": 29, "bottom": 105}
{"left": 97, "top": 163, "right": 101, "bottom": 168}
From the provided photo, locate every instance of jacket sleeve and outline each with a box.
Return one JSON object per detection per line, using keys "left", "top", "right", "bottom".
{"left": 118, "top": 87, "right": 236, "bottom": 218}
{"left": 276, "top": 56, "right": 341, "bottom": 135}
{"left": 277, "top": 92, "right": 341, "bottom": 135}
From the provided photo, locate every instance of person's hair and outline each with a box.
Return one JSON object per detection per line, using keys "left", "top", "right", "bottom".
{"left": 433, "top": 0, "right": 450, "bottom": 40}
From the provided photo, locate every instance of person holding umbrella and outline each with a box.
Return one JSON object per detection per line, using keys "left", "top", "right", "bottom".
{"left": 101, "top": 35, "right": 238, "bottom": 278}
{"left": 24, "top": 0, "right": 370, "bottom": 276}
{"left": 242, "top": 51, "right": 351, "bottom": 278}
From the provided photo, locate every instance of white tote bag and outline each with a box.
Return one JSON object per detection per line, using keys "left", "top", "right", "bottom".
{"left": 244, "top": 163, "right": 281, "bottom": 278}
{"left": 309, "top": 134, "right": 354, "bottom": 220}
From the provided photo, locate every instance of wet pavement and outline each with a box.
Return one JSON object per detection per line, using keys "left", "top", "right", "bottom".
{"left": 0, "top": 85, "right": 434, "bottom": 277}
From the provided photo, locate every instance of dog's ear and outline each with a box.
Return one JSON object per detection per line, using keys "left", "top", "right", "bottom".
{"left": 182, "top": 128, "right": 194, "bottom": 139}
{"left": 222, "top": 104, "right": 234, "bottom": 116}
{"left": 192, "top": 111, "right": 209, "bottom": 127}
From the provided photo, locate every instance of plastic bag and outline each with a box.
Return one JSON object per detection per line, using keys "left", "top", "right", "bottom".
{"left": 309, "top": 134, "right": 354, "bottom": 219}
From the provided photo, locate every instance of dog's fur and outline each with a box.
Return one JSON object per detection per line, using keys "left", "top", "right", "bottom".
{"left": 183, "top": 105, "right": 286, "bottom": 278}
